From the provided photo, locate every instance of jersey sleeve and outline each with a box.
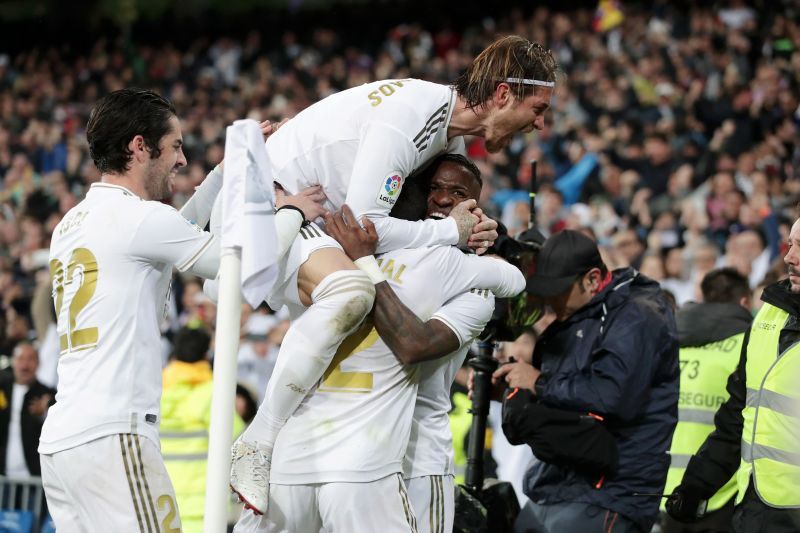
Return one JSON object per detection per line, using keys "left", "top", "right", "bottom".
{"left": 179, "top": 166, "right": 223, "bottom": 228}
{"left": 344, "top": 121, "right": 459, "bottom": 253}
{"left": 130, "top": 203, "right": 216, "bottom": 274}
{"left": 436, "top": 248, "right": 527, "bottom": 300}
{"left": 432, "top": 290, "right": 495, "bottom": 348}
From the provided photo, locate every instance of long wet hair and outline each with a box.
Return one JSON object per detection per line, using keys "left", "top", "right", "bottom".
{"left": 453, "top": 36, "right": 558, "bottom": 110}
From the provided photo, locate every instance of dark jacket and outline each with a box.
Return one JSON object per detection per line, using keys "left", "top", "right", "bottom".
{"left": 523, "top": 268, "right": 680, "bottom": 531}
{"left": 677, "top": 302, "right": 753, "bottom": 348}
{"left": 0, "top": 370, "right": 55, "bottom": 476}
{"left": 679, "top": 281, "right": 798, "bottom": 499}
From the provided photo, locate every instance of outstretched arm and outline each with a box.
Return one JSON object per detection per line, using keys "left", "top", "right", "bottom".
{"left": 344, "top": 122, "right": 496, "bottom": 253}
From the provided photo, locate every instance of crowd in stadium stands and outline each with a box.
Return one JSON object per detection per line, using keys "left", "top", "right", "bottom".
{"left": 0, "top": 0, "right": 797, "bottom": 501}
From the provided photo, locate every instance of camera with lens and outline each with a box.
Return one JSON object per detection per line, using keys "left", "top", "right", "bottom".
{"left": 479, "top": 223, "right": 544, "bottom": 342}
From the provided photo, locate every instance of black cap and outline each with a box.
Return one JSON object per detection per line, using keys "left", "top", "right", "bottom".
{"left": 526, "top": 230, "right": 603, "bottom": 297}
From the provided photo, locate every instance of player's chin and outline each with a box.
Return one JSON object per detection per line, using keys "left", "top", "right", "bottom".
{"left": 484, "top": 141, "right": 501, "bottom": 154}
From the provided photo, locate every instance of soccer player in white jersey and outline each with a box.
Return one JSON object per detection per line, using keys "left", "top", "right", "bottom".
{"left": 349, "top": 154, "right": 500, "bottom": 533}
{"left": 39, "top": 89, "right": 324, "bottom": 531}
{"left": 233, "top": 159, "right": 525, "bottom": 532}
{"left": 387, "top": 155, "right": 498, "bottom": 533}
{"left": 231, "top": 36, "right": 557, "bottom": 515}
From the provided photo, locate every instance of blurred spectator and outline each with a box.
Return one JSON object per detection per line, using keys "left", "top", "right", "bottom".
{"left": 640, "top": 251, "right": 666, "bottom": 282}
{"left": 0, "top": 342, "right": 55, "bottom": 478}
{"left": 160, "top": 327, "right": 244, "bottom": 533}
{"left": 235, "top": 384, "right": 258, "bottom": 426}
{"left": 236, "top": 311, "right": 287, "bottom": 403}
{"left": 662, "top": 268, "right": 752, "bottom": 533}
{"left": 662, "top": 247, "right": 695, "bottom": 306}
{"left": 611, "top": 228, "right": 646, "bottom": 269}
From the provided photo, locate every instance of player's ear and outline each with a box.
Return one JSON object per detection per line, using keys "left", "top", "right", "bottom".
{"left": 493, "top": 82, "right": 512, "bottom": 107}
{"left": 129, "top": 134, "right": 148, "bottom": 162}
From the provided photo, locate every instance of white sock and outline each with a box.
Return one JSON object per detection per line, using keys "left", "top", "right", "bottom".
{"left": 241, "top": 269, "right": 375, "bottom": 447}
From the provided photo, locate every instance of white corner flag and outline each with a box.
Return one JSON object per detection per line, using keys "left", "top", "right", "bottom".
{"left": 220, "top": 119, "right": 280, "bottom": 306}
{"left": 206, "top": 119, "right": 279, "bottom": 533}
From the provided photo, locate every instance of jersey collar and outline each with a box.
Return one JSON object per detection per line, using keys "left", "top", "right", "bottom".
{"left": 90, "top": 182, "right": 142, "bottom": 199}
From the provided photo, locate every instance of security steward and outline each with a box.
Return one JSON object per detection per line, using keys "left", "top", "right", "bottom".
{"left": 662, "top": 267, "right": 752, "bottom": 532}
{"left": 667, "top": 218, "right": 800, "bottom": 532}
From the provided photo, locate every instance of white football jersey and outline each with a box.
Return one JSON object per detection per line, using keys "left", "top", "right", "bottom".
{"left": 39, "top": 183, "right": 214, "bottom": 454}
{"left": 270, "top": 247, "right": 524, "bottom": 484}
{"left": 265, "top": 79, "right": 465, "bottom": 253}
{"left": 404, "top": 289, "right": 495, "bottom": 478}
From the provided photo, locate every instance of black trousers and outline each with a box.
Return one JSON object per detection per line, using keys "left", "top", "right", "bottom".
{"left": 730, "top": 484, "right": 800, "bottom": 533}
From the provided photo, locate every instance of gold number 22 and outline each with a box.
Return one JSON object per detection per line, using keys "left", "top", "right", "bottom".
{"left": 157, "top": 494, "right": 181, "bottom": 533}
{"left": 319, "top": 318, "right": 377, "bottom": 393}
{"left": 49, "top": 248, "right": 99, "bottom": 354}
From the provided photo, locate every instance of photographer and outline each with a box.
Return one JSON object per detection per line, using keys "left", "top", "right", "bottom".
{"left": 495, "top": 230, "right": 679, "bottom": 532}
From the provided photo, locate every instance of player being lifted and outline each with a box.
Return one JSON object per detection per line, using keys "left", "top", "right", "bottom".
{"left": 231, "top": 35, "right": 558, "bottom": 515}
{"left": 40, "top": 89, "right": 324, "bottom": 530}
{"left": 235, "top": 153, "right": 523, "bottom": 533}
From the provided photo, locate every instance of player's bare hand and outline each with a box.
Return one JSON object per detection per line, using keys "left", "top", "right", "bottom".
{"left": 276, "top": 185, "right": 328, "bottom": 221}
{"left": 324, "top": 205, "right": 378, "bottom": 260}
{"left": 261, "top": 118, "right": 288, "bottom": 141}
{"left": 493, "top": 361, "right": 541, "bottom": 393}
{"left": 468, "top": 213, "right": 498, "bottom": 255}
{"left": 448, "top": 200, "right": 480, "bottom": 246}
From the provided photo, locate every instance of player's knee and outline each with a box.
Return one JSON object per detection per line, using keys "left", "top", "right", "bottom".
{"left": 312, "top": 270, "right": 375, "bottom": 335}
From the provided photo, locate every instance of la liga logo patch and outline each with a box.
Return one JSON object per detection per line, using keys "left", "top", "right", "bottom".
{"left": 376, "top": 171, "right": 404, "bottom": 208}
{"left": 384, "top": 175, "right": 402, "bottom": 196}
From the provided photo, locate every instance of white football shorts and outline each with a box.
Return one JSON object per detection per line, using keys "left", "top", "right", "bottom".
{"left": 234, "top": 473, "right": 418, "bottom": 533}
{"left": 405, "top": 475, "right": 455, "bottom": 533}
{"left": 40, "top": 433, "right": 181, "bottom": 533}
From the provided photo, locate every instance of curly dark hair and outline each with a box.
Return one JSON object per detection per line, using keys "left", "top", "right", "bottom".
{"left": 454, "top": 36, "right": 558, "bottom": 110}
{"left": 86, "top": 88, "right": 177, "bottom": 174}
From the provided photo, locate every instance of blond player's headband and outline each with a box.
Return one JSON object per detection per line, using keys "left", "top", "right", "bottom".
{"left": 502, "top": 77, "right": 555, "bottom": 88}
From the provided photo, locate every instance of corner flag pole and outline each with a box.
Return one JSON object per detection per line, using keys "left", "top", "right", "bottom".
{"left": 204, "top": 119, "right": 280, "bottom": 531}
{"left": 205, "top": 246, "right": 242, "bottom": 532}
{"left": 529, "top": 159, "right": 537, "bottom": 229}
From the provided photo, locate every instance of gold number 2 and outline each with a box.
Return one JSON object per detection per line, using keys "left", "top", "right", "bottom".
{"left": 157, "top": 494, "right": 181, "bottom": 533}
{"left": 49, "top": 247, "right": 99, "bottom": 354}
{"left": 319, "top": 318, "right": 377, "bottom": 393}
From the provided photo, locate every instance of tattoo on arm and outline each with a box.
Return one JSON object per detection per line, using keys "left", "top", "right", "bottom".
{"left": 372, "top": 282, "right": 460, "bottom": 364}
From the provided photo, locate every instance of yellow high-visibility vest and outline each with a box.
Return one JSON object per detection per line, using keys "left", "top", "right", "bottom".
{"left": 449, "top": 392, "right": 492, "bottom": 485}
{"left": 662, "top": 332, "right": 744, "bottom": 512}
{"left": 161, "top": 362, "right": 244, "bottom": 532}
{"left": 736, "top": 303, "right": 800, "bottom": 508}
